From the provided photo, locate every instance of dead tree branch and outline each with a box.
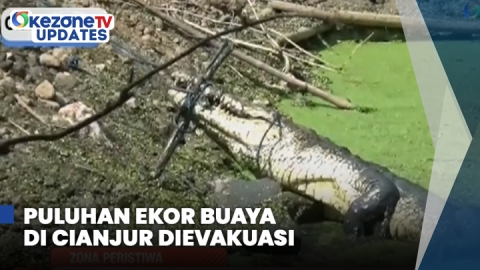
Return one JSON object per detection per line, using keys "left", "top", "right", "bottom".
{"left": 131, "top": 0, "right": 355, "bottom": 110}
{"left": 0, "top": 13, "right": 293, "bottom": 156}
{"left": 270, "top": 0, "right": 480, "bottom": 34}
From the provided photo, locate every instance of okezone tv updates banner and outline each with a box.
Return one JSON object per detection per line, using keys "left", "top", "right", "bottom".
{"left": 1, "top": 7, "right": 114, "bottom": 47}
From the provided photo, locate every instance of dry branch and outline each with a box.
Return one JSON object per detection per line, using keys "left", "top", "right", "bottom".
{"left": 275, "top": 24, "right": 333, "bottom": 47}
{"left": 14, "top": 94, "right": 48, "bottom": 125}
{"left": 132, "top": 0, "right": 354, "bottom": 110}
{"left": 270, "top": 0, "right": 480, "bottom": 34}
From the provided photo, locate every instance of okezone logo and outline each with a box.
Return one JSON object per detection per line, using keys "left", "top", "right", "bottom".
{"left": 8, "top": 9, "right": 114, "bottom": 45}
{"left": 464, "top": 2, "right": 480, "bottom": 19}
{"left": 12, "top": 11, "right": 30, "bottom": 28}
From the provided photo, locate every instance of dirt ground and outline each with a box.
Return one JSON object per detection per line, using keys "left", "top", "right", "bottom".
{"left": 0, "top": 0, "right": 422, "bottom": 268}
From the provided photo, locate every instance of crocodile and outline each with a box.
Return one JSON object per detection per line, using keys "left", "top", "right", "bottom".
{"left": 167, "top": 85, "right": 433, "bottom": 242}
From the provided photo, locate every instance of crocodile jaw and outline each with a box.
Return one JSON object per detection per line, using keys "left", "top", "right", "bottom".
{"left": 168, "top": 87, "right": 287, "bottom": 161}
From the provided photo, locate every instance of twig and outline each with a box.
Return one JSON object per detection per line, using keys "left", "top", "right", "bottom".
{"left": 274, "top": 25, "right": 332, "bottom": 46}
{"left": 0, "top": 12, "right": 295, "bottom": 155}
{"left": 14, "top": 94, "right": 48, "bottom": 125}
{"left": 130, "top": 0, "right": 355, "bottom": 109}
{"left": 246, "top": 0, "right": 278, "bottom": 49}
{"left": 284, "top": 52, "right": 335, "bottom": 71}
{"left": 158, "top": 6, "right": 263, "bottom": 34}
{"left": 228, "top": 64, "right": 247, "bottom": 81}
{"left": 268, "top": 28, "right": 338, "bottom": 71}
{"left": 183, "top": 18, "right": 336, "bottom": 73}
{"left": 341, "top": 32, "right": 374, "bottom": 69}
{"left": 8, "top": 119, "right": 30, "bottom": 135}
{"left": 246, "top": 0, "right": 290, "bottom": 73}
{"left": 183, "top": 19, "right": 276, "bottom": 54}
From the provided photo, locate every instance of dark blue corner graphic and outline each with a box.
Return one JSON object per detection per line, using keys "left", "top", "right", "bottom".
{"left": 416, "top": 1, "right": 480, "bottom": 269}
{"left": 416, "top": 1, "right": 480, "bottom": 135}
{"left": 0, "top": 205, "right": 14, "bottom": 224}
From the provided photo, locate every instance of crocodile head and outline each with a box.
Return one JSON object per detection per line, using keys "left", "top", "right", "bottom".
{"left": 167, "top": 85, "right": 341, "bottom": 184}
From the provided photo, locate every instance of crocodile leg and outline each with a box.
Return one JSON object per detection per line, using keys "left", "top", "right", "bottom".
{"left": 343, "top": 177, "right": 399, "bottom": 238}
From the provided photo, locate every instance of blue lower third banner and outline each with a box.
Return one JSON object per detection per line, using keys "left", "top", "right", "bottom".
{"left": 416, "top": 1, "right": 480, "bottom": 269}
{"left": 0, "top": 205, "right": 14, "bottom": 224}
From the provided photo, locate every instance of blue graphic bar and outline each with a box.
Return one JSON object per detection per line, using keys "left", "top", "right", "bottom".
{"left": 0, "top": 205, "right": 14, "bottom": 224}
{"left": 416, "top": 0, "right": 480, "bottom": 270}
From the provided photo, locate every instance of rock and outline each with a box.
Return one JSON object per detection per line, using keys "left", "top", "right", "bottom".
{"left": 54, "top": 92, "right": 69, "bottom": 106}
{"left": 135, "top": 24, "right": 145, "bottom": 33}
{"left": 0, "top": 127, "right": 9, "bottom": 138}
{"left": 0, "top": 60, "right": 13, "bottom": 71}
{"left": 10, "top": 61, "right": 27, "bottom": 79}
{"left": 54, "top": 72, "right": 77, "bottom": 91}
{"left": 39, "top": 53, "right": 60, "bottom": 67}
{"left": 95, "top": 64, "right": 105, "bottom": 71}
{"left": 80, "top": 0, "right": 90, "bottom": 6}
{"left": 210, "top": 177, "right": 282, "bottom": 208}
{"left": 117, "top": 194, "right": 135, "bottom": 208}
{"left": 0, "top": 76, "right": 16, "bottom": 92}
{"left": 15, "top": 82, "right": 26, "bottom": 93}
{"left": 141, "top": 35, "right": 152, "bottom": 44}
{"left": 125, "top": 97, "right": 137, "bottom": 108}
{"left": 35, "top": 80, "right": 55, "bottom": 99}
{"left": 128, "top": 14, "right": 139, "bottom": 27}
{"left": 5, "top": 52, "right": 13, "bottom": 60}
{"left": 26, "top": 52, "right": 38, "bottom": 66}
{"left": 154, "top": 18, "right": 164, "bottom": 30}
{"left": 3, "top": 95, "right": 14, "bottom": 105}
{"left": 27, "top": 66, "right": 44, "bottom": 83}
{"left": 113, "top": 183, "right": 126, "bottom": 193}
{"left": 54, "top": 102, "right": 106, "bottom": 140}
{"left": 61, "top": 184, "right": 76, "bottom": 197}
{"left": 143, "top": 27, "right": 152, "bottom": 35}
{"left": 52, "top": 48, "right": 72, "bottom": 62}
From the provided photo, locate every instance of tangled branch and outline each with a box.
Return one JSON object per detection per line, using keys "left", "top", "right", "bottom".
{"left": 0, "top": 13, "right": 299, "bottom": 156}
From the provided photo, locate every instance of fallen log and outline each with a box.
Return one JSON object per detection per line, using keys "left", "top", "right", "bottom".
{"left": 129, "top": 0, "right": 355, "bottom": 110}
{"left": 270, "top": 0, "right": 480, "bottom": 34}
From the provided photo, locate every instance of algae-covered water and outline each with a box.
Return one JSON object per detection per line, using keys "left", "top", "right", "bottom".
{"left": 279, "top": 41, "right": 435, "bottom": 188}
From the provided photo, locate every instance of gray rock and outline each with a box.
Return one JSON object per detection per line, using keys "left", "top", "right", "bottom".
{"left": 10, "top": 61, "right": 27, "bottom": 79}
{"left": 211, "top": 177, "right": 282, "bottom": 208}
{"left": 54, "top": 72, "right": 77, "bottom": 91}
